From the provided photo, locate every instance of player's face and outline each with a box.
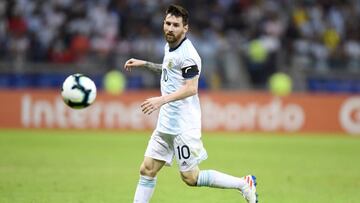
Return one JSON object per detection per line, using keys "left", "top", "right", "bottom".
{"left": 163, "top": 14, "right": 188, "bottom": 44}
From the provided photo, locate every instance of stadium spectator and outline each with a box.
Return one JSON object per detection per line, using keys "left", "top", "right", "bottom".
{"left": 1, "top": 0, "right": 360, "bottom": 89}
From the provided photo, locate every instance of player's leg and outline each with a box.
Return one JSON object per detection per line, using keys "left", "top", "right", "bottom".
{"left": 180, "top": 166, "right": 200, "bottom": 186}
{"left": 134, "top": 157, "right": 165, "bottom": 203}
{"left": 179, "top": 165, "right": 252, "bottom": 189}
{"left": 139, "top": 156, "right": 166, "bottom": 177}
{"left": 180, "top": 167, "right": 257, "bottom": 203}
{"left": 175, "top": 130, "right": 257, "bottom": 203}
{"left": 133, "top": 131, "right": 175, "bottom": 203}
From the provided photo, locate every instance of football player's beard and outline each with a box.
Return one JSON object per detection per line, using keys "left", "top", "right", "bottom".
{"left": 165, "top": 33, "right": 178, "bottom": 43}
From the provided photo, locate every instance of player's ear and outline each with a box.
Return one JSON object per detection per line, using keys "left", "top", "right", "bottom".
{"left": 183, "top": 24, "right": 189, "bottom": 33}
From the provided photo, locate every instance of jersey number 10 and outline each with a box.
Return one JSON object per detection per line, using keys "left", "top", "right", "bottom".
{"left": 176, "top": 145, "right": 190, "bottom": 160}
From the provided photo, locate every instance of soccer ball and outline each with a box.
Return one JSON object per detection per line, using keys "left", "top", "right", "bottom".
{"left": 61, "top": 73, "right": 97, "bottom": 109}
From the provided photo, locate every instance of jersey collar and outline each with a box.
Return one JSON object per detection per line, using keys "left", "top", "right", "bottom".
{"left": 169, "top": 37, "right": 187, "bottom": 52}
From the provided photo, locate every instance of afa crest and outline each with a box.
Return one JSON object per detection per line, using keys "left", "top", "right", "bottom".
{"left": 167, "top": 60, "right": 173, "bottom": 69}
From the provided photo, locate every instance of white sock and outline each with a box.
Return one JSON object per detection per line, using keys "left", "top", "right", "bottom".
{"left": 196, "top": 170, "right": 246, "bottom": 189}
{"left": 133, "top": 175, "right": 157, "bottom": 203}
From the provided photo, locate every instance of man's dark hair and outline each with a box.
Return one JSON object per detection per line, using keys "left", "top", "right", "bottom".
{"left": 165, "top": 4, "right": 189, "bottom": 26}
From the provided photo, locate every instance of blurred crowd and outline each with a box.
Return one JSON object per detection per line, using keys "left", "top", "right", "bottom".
{"left": 1, "top": 0, "right": 360, "bottom": 89}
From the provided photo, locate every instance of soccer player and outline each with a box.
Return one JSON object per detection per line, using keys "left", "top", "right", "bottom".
{"left": 124, "top": 4, "right": 258, "bottom": 203}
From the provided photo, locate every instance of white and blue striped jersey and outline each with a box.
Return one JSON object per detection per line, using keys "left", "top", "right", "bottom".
{"left": 155, "top": 37, "right": 202, "bottom": 135}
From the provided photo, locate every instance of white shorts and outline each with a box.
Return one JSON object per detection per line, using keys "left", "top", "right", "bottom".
{"left": 144, "top": 129, "right": 208, "bottom": 172}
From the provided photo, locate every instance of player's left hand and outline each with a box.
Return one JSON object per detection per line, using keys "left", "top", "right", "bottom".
{"left": 141, "top": 96, "right": 166, "bottom": 115}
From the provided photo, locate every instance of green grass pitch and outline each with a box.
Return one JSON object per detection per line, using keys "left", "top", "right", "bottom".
{"left": 0, "top": 129, "right": 359, "bottom": 203}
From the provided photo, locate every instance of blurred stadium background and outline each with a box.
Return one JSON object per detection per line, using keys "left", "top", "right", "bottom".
{"left": 0, "top": 0, "right": 360, "bottom": 203}
{"left": 1, "top": 0, "right": 360, "bottom": 91}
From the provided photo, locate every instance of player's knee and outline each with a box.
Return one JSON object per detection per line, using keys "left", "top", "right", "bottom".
{"left": 180, "top": 172, "right": 198, "bottom": 187}
{"left": 139, "top": 162, "right": 157, "bottom": 177}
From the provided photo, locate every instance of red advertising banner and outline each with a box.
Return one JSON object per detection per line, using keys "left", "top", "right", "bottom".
{"left": 0, "top": 90, "right": 359, "bottom": 135}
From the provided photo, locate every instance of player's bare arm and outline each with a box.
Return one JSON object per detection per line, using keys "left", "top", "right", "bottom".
{"left": 141, "top": 76, "right": 199, "bottom": 115}
{"left": 124, "top": 58, "right": 162, "bottom": 73}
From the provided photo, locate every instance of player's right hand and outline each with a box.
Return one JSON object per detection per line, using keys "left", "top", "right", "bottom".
{"left": 124, "top": 58, "right": 146, "bottom": 71}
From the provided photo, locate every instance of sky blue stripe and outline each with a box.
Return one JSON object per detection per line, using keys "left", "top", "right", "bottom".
{"left": 198, "top": 170, "right": 211, "bottom": 186}
{"left": 139, "top": 177, "right": 156, "bottom": 188}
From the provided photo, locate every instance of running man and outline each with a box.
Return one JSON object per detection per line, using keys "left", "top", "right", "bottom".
{"left": 124, "top": 4, "right": 258, "bottom": 203}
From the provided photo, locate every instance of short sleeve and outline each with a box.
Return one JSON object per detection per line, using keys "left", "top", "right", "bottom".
{"left": 182, "top": 58, "right": 197, "bottom": 69}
